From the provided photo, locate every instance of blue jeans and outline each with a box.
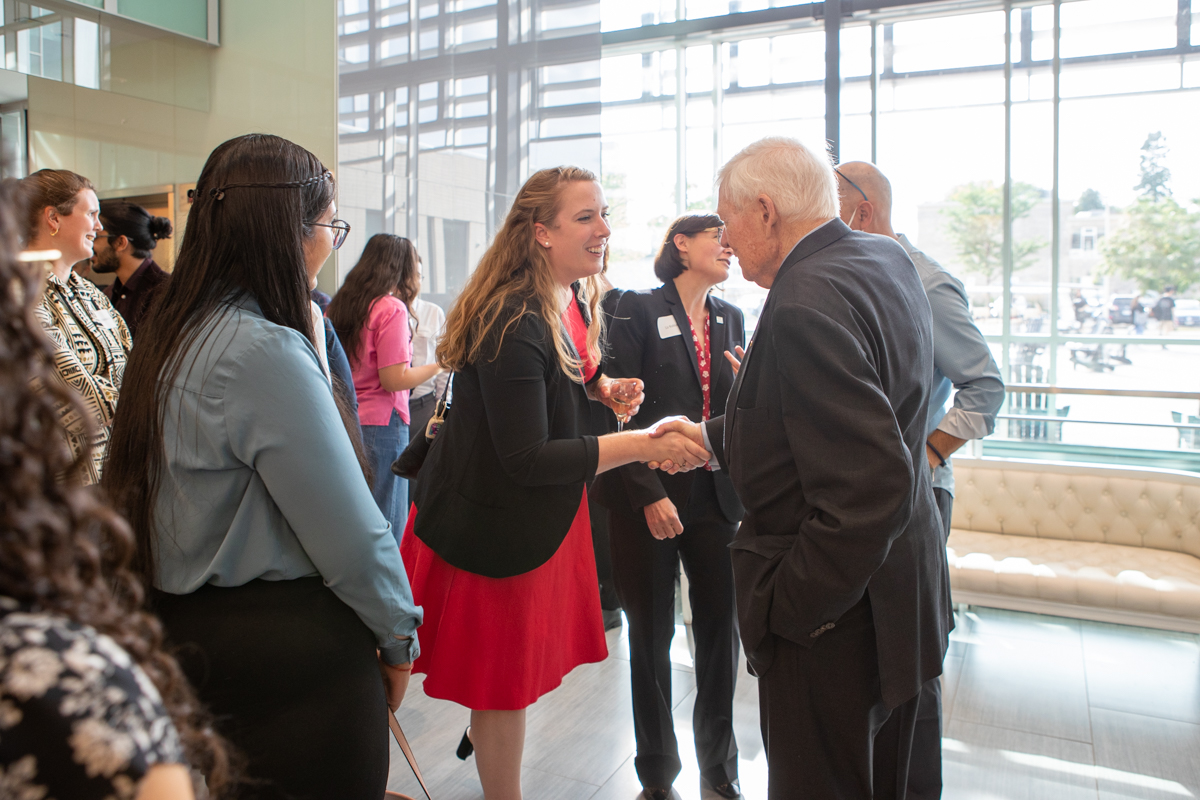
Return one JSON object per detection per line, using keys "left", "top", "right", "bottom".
{"left": 361, "top": 408, "right": 409, "bottom": 548}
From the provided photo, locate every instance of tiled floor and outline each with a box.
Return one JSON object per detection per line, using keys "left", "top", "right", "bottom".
{"left": 385, "top": 608, "right": 1200, "bottom": 800}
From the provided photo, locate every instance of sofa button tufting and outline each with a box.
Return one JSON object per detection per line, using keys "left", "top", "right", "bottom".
{"left": 1121, "top": 511, "right": 1128, "bottom": 517}
{"left": 1102, "top": 526, "right": 1109, "bottom": 533}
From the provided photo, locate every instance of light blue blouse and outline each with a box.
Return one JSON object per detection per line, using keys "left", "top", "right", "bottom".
{"left": 153, "top": 297, "right": 421, "bottom": 664}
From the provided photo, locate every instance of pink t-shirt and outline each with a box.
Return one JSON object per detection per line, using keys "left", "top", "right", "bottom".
{"left": 349, "top": 295, "right": 412, "bottom": 426}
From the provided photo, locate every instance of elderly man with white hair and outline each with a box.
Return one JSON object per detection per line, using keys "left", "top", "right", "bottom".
{"left": 652, "top": 137, "right": 952, "bottom": 798}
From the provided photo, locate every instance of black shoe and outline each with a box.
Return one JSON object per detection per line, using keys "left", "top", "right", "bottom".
{"left": 602, "top": 609, "right": 623, "bottom": 631}
{"left": 456, "top": 728, "right": 473, "bottom": 760}
{"left": 642, "top": 789, "right": 671, "bottom": 800}
{"left": 701, "top": 776, "right": 741, "bottom": 799}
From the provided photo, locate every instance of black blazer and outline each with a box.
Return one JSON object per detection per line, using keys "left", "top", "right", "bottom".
{"left": 412, "top": 291, "right": 601, "bottom": 578}
{"left": 703, "top": 219, "right": 951, "bottom": 708}
{"left": 592, "top": 281, "right": 744, "bottom": 523}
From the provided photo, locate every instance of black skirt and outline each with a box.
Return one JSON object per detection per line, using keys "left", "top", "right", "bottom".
{"left": 152, "top": 577, "right": 388, "bottom": 800}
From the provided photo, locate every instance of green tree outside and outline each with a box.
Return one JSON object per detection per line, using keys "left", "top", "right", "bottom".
{"left": 941, "top": 180, "right": 1046, "bottom": 300}
{"left": 1075, "top": 188, "right": 1104, "bottom": 213}
{"left": 1101, "top": 133, "right": 1200, "bottom": 293}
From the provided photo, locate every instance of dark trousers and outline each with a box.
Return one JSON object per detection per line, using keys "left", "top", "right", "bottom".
{"left": 153, "top": 577, "right": 389, "bottom": 800}
{"left": 408, "top": 391, "right": 438, "bottom": 442}
{"left": 588, "top": 487, "right": 621, "bottom": 610}
{"left": 758, "top": 595, "right": 921, "bottom": 800}
{"left": 609, "top": 471, "right": 739, "bottom": 789}
{"left": 906, "top": 487, "right": 954, "bottom": 800}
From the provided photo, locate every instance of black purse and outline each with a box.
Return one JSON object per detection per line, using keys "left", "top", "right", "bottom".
{"left": 391, "top": 375, "right": 451, "bottom": 480}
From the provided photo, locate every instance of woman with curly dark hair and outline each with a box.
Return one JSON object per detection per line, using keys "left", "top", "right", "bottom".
{"left": 0, "top": 186, "right": 231, "bottom": 795}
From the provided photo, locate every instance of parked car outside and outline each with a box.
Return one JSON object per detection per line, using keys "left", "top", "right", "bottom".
{"left": 1107, "top": 294, "right": 1135, "bottom": 326}
{"left": 1175, "top": 298, "right": 1200, "bottom": 326}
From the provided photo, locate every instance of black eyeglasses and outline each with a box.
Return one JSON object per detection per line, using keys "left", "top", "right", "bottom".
{"left": 308, "top": 219, "right": 351, "bottom": 250}
{"left": 835, "top": 168, "right": 868, "bottom": 203}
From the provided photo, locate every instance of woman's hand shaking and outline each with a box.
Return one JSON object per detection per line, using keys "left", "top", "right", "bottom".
{"left": 640, "top": 416, "right": 711, "bottom": 474}
{"left": 645, "top": 417, "right": 711, "bottom": 473}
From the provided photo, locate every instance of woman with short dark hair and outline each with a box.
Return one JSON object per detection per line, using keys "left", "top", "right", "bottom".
{"left": 592, "top": 213, "right": 747, "bottom": 800}
{"left": 104, "top": 134, "right": 422, "bottom": 800}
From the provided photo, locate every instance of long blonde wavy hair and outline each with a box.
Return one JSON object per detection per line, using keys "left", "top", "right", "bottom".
{"left": 438, "top": 166, "right": 605, "bottom": 380}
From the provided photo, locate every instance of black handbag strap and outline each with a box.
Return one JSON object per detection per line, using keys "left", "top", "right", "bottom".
{"left": 388, "top": 711, "right": 433, "bottom": 800}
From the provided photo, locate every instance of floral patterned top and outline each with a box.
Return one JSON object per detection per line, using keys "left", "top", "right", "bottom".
{"left": 0, "top": 598, "right": 185, "bottom": 799}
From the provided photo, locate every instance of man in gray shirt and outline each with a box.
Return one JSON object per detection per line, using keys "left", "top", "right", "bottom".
{"left": 836, "top": 161, "right": 1005, "bottom": 800}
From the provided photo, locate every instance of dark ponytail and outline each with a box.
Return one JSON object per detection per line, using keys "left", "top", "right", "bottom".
{"left": 99, "top": 200, "right": 173, "bottom": 258}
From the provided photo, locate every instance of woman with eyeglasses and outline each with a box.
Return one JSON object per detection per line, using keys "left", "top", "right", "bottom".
{"left": 104, "top": 134, "right": 423, "bottom": 800}
{"left": 19, "top": 169, "right": 132, "bottom": 486}
{"left": 328, "top": 233, "right": 444, "bottom": 545}
{"left": 591, "top": 214, "right": 746, "bottom": 800}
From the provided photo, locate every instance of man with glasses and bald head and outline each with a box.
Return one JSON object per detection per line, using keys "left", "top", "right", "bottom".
{"left": 836, "top": 161, "right": 1005, "bottom": 800}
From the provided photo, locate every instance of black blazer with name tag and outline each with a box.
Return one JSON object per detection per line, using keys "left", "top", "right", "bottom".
{"left": 702, "top": 219, "right": 951, "bottom": 709}
{"left": 592, "top": 280, "right": 745, "bottom": 523}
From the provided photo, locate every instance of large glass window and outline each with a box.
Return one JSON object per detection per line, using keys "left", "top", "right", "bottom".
{"left": 595, "top": 0, "right": 1200, "bottom": 469}
{"left": 337, "top": 0, "right": 601, "bottom": 308}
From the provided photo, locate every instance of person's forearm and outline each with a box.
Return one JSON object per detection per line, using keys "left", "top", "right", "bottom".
{"left": 596, "top": 430, "right": 654, "bottom": 474}
{"left": 927, "top": 428, "right": 968, "bottom": 467}
{"left": 380, "top": 361, "right": 442, "bottom": 392}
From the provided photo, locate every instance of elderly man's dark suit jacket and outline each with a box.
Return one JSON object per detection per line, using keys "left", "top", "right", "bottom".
{"left": 703, "top": 218, "right": 952, "bottom": 709}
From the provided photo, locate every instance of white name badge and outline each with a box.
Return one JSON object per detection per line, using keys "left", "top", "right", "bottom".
{"left": 716, "top": 316, "right": 724, "bottom": 324}
{"left": 93, "top": 308, "right": 119, "bottom": 329}
{"left": 657, "top": 315, "right": 681, "bottom": 339}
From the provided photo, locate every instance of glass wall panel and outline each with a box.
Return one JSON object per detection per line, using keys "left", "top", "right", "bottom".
{"left": 1006, "top": 3, "right": 1056, "bottom": 437}
{"left": 338, "top": 0, "right": 601, "bottom": 303}
{"left": 875, "top": 10, "right": 1006, "bottom": 338}
{"left": 601, "top": 20, "right": 824, "bottom": 324}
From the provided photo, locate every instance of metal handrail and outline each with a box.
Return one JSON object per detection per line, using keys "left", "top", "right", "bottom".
{"left": 996, "top": 414, "right": 1200, "bottom": 430}
{"left": 1005, "top": 383, "right": 1200, "bottom": 401}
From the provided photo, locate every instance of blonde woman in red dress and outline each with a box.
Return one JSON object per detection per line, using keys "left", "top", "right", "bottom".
{"left": 403, "top": 166, "right": 710, "bottom": 800}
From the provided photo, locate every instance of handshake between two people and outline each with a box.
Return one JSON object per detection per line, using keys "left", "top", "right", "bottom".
{"left": 593, "top": 376, "right": 712, "bottom": 475}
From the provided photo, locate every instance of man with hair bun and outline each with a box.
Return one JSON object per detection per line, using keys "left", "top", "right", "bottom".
{"left": 652, "top": 136, "right": 952, "bottom": 798}
{"left": 93, "top": 199, "right": 173, "bottom": 336}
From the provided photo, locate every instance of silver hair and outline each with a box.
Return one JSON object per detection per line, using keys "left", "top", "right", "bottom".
{"left": 716, "top": 136, "right": 839, "bottom": 222}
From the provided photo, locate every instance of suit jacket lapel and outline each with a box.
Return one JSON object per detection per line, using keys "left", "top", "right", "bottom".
{"left": 663, "top": 281, "right": 703, "bottom": 390}
{"left": 724, "top": 298, "right": 765, "bottom": 456}
{"left": 721, "top": 220, "right": 848, "bottom": 455}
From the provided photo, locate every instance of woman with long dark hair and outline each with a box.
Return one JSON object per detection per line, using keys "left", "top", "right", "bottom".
{"left": 104, "top": 134, "right": 423, "bottom": 800}
{"left": 19, "top": 169, "right": 131, "bottom": 485}
{"left": 402, "top": 166, "right": 711, "bottom": 800}
{"left": 328, "top": 233, "right": 442, "bottom": 543}
{"left": 0, "top": 177, "right": 230, "bottom": 798}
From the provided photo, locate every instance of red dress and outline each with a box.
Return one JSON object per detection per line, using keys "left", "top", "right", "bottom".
{"left": 399, "top": 300, "right": 607, "bottom": 710}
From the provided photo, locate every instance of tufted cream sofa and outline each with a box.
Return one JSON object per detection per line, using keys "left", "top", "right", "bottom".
{"left": 947, "top": 458, "right": 1200, "bottom": 633}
